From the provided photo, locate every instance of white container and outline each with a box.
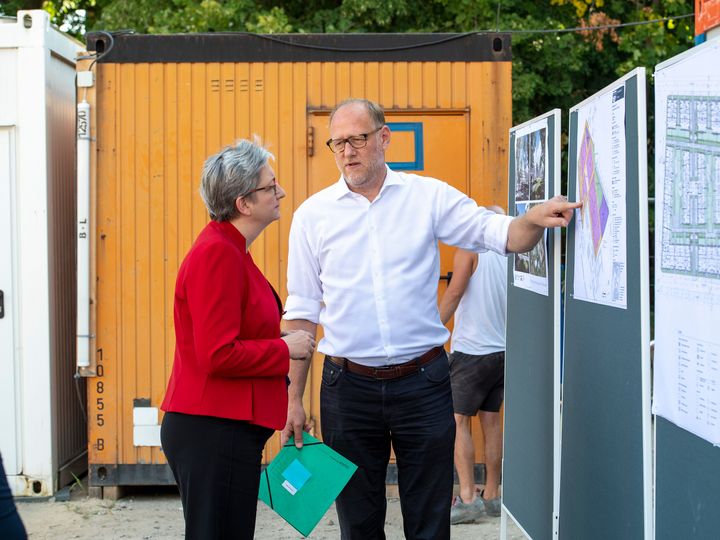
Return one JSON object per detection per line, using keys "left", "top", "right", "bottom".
{"left": 0, "top": 10, "right": 84, "bottom": 496}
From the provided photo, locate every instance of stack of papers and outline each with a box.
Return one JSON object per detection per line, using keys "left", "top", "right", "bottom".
{"left": 258, "top": 432, "right": 357, "bottom": 537}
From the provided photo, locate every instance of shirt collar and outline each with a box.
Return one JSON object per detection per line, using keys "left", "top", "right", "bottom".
{"left": 329, "top": 165, "right": 405, "bottom": 200}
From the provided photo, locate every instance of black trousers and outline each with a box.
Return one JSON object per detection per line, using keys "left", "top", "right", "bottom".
{"left": 0, "top": 454, "right": 27, "bottom": 540}
{"left": 320, "top": 351, "right": 456, "bottom": 540}
{"left": 161, "top": 412, "right": 273, "bottom": 540}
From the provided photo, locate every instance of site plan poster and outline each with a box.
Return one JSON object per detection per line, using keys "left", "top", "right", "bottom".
{"left": 572, "top": 84, "right": 628, "bottom": 309}
{"left": 652, "top": 40, "right": 720, "bottom": 445}
{"left": 513, "top": 118, "right": 549, "bottom": 296}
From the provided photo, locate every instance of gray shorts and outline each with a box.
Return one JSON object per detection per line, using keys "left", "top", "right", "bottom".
{"left": 449, "top": 350, "right": 504, "bottom": 415}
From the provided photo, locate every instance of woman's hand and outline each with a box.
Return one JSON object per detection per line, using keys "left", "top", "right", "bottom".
{"left": 281, "top": 330, "right": 316, "bottom": 360}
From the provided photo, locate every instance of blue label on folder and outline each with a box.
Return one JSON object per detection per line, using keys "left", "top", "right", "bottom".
{"left": 282, "top": 459, "right": 311, "bottom": 491}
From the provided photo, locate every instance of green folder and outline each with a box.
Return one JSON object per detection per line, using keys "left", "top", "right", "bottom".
{"left": 258, "top": 432, "right": 357, "bottom": 537}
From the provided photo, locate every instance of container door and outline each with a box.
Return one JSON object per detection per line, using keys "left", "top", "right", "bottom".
{"left": 0, "top": 127, "right": 19, "bottom": 475}
{"left": 305, "top": 111, "right": 470, "bottom": 440}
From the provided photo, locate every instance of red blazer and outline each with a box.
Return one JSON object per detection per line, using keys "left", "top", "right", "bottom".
{"left": 161, "top": 220, "right": 290, "bottom": 430}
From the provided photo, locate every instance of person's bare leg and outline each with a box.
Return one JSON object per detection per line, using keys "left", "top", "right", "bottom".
{"left": 478, "top": 411, "right": 502, "bottom": 500}
{"left": 453, "top": 413, "right": 476, "bottom": 503}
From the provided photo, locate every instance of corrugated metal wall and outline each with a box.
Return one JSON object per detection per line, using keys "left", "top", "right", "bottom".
{"left": 47, "top": 52, "right": 87, "bottom": 482}
{"left": 88, "top": 55, "right": 511, "bottom": 479}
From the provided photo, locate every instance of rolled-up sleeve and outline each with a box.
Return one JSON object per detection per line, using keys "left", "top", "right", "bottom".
{"left": 433, "top": 182, "right": 512, "bottom": 255}
{"left": 285, "top": 215, "right": 323, "bottom": 323}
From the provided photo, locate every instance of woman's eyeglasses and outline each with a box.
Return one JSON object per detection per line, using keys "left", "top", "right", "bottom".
{"left": 244, "top": 180, "right": 278, "bottom": 197}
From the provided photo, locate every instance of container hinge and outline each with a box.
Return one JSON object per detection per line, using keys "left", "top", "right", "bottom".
{"left": 307, "top": 126, "right": 314, "bottom": 157}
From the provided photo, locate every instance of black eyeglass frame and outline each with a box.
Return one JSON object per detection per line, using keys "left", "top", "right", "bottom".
{"left": 243, "top": 179, "right": 278, "bottom": 197}
{"left": 325, "top": 125, "right": 384, "bottom": 153}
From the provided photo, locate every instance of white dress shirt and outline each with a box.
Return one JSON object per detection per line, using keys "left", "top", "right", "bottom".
{"left": 285, "top": 166, "right": 511, "bottom": 366}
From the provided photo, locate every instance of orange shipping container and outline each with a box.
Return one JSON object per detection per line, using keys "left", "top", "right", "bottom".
{"left": 78, "top": 32, "right": 512, "bottom": 493}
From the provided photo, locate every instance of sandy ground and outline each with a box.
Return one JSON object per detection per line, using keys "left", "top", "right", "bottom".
{"left": 17, "top": 486, "right": 526, "bottom": 539}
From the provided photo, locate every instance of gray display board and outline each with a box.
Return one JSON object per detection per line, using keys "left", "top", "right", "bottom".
{"left": 561, "top": 68, "right": 651, "bottom": 539}
{"left": 653, "top": 39, "right": 720, "bottom": 539}
{"left": 503, "top": 110, "right": 561, "bottom": 540}
{"left": 656, "top": 418, "right": 720, "bottom": 538}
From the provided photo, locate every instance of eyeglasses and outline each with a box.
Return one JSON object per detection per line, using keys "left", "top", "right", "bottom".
{"left": 244, "top": 179, "right": 278, "bottom": 197}
{"left": 326, "top": 126, "right": 383, "bottom": 153}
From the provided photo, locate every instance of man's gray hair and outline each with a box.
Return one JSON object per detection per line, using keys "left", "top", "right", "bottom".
{"left": 329, "top": 98, "right": 385, "bottom": 128}
{"left": 200, "top": 139, "right": 274, "bottom": 222}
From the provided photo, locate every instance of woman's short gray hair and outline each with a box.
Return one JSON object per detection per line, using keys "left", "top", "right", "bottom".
{"left": 200, "top": 139, "right": 274, "bottom": 222}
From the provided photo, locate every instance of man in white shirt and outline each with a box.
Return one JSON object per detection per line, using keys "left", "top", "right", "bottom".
{"left": 438, "top": 213, "right": 507, "bottom": 524}
{"left": 282, "top": 98, "right": 579, "bottom": 540}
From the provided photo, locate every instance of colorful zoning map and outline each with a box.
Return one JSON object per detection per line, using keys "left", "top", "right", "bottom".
{"left": 578, "top": 122, "right": 610, "bottom": 257}
{"left": 572, "top": 84, "right": 627, "bottom": 309}
{"left": 661, "top": 95, "right": 720, "bottom": 280}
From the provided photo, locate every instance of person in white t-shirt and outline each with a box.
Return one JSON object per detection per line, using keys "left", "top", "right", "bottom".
{"left": 439, "top": 205, "right": 508, "bottom": 524}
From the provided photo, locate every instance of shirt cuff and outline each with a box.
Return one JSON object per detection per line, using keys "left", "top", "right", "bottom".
{"left": 283, "top": 294, "right": 321, "bottom": 324}
{"left": 485, "top": 214, "right": 513, "bottom": 255}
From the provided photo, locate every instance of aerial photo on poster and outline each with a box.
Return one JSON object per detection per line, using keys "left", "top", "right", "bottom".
{"left": 513, "top": 118, "right": 549, "bottom": 296}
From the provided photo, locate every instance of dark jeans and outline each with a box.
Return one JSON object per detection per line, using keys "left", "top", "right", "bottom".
{"left": 161, "top": 412, "right": 273, "bottom": 540}
{"left": 320, "top": 351, "right": 455, "bottom": 540}
{"left": 0, "top": 454, "right": 27, "bottom": 540}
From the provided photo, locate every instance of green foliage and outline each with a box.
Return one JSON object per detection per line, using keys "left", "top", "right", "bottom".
{"left": 96, "top": 0, "right": 249, "bottom": 34}
{"left": 0, "top": 1, "right": 33, "bottom": 18}
{"left": 0, "top": 0, "right": 102, "bottom": 35}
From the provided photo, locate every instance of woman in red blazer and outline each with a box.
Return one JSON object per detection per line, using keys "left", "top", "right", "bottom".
{"left": 160, "top": 140, "right": 315, "bottom": 540}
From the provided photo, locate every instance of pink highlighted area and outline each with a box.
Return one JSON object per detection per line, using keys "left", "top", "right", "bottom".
{"left": 578, "top": 122, "right": 610, "bottom": 256}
